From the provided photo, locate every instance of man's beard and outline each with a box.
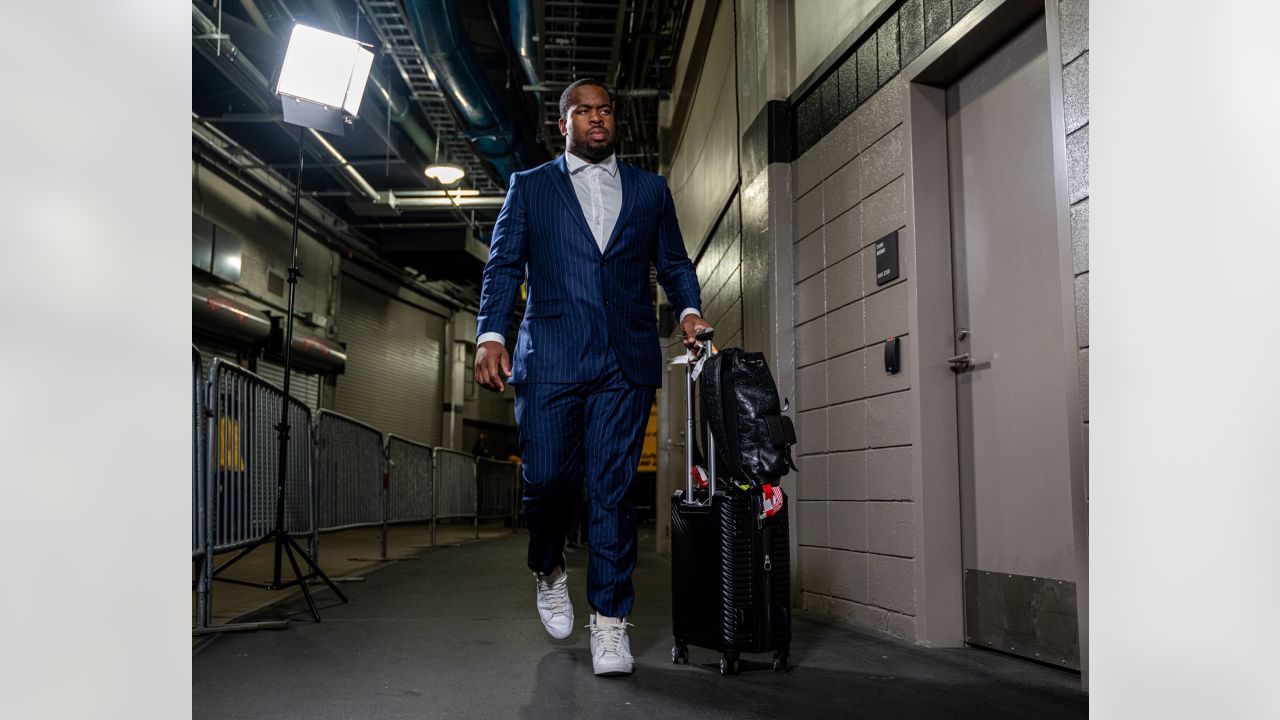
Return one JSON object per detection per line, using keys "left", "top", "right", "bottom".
{"left": 576, "top": 138, "right": 615, "bottom": 163}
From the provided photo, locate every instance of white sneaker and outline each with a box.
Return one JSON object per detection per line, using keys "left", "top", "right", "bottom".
{"left": 534, "top": 561, "right": 573, "bottom": 639}
{"left": 588, "top": 613, "right": 635, "bottom": 676}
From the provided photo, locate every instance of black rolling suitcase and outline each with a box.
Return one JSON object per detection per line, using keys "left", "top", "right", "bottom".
{"left": 670, "top": 331, "right": 792, "bottom": 675}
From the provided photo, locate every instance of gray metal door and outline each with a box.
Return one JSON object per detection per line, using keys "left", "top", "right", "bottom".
{"left": 946, "top": 17, "right": 1080, "bottom": 669}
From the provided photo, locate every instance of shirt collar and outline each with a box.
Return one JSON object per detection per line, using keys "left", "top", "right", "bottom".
{"left": 565, "top": 151, "right": 618, "bottom": 176}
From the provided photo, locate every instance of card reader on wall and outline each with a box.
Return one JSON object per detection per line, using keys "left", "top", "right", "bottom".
{"left": 884, "top": 337, "right": 901, "bottom": 375}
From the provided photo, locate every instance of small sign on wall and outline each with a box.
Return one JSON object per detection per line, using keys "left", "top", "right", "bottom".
{"left": 875, "top": 231, "right": 900, "bottom": 286}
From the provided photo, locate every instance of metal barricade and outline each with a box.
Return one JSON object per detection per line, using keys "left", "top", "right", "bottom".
{"left": 205, "top": 359, "right": 314, "bottom": 554}
{"left": 433, "top": 448, "right": 478, "bottom": 542}
{"left": 476, "top": 458, "right": 519, "bottom": 527}
{"left": 193, "top": 347, "right": 208, "bottom": 630}
{"left": 199, "top": 359, "right": 313, "bottom": 630}
{"left": 314, "top": 410, "right": 386, "bottom": 536}
{"left": 387, "top": 435, "right": 433, "bottom": 524}
{"left": 193, "top": 347, "right": 205, "bottom": 562}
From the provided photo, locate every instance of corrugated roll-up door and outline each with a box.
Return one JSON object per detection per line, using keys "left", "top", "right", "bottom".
{"left": 195, "top": 342, "right": 241, "bottom": 378}
{"left": 256, "top": 359, "right": 322, "bottom": 411}
{"left": 334, "top": 276, "right": 445, "bottom": 446}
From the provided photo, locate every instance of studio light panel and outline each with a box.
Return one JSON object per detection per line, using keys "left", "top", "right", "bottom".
{"left": 276, "top": 23, "right": 373, "bottom": 117}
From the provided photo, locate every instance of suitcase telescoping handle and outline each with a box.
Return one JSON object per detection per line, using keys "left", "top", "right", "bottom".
{"left": 685, "top": 328, "right": 716, "bottom": 506}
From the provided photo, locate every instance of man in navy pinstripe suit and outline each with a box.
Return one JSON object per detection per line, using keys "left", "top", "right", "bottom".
{"left": 474, "top": 79, "right": 710, "bottom": 676}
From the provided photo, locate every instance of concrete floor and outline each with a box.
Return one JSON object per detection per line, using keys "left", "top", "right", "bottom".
{"left": 193, "top": 528, "right": 1087, "bottom": 719}
{"left": 194, "top": 520, "right": 511, "bottom": 628}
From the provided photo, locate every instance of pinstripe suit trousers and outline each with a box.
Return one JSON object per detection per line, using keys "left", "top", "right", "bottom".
{"left": 516, "top": 343, "right": 654, "bottom": 619}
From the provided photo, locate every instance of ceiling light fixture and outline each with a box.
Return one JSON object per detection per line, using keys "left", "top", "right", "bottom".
{"left": 425, "top": 164, "right": 466, "bottom": 185}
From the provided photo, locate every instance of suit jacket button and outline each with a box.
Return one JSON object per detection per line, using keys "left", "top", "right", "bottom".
{"left": 603, "top": 298, "right": 610, "bottom": 305}
{"left": 600, "top": 259, "right": 607, "bottom": 266}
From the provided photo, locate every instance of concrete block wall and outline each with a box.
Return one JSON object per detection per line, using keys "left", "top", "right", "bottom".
{"left": 790, "top": 78, "right": 918, "bottom": 640}
{"left": 1060, "top": 0, "right": 1090, "bottom": 478}
{"left": 782, "top": 0, "right": 1088, "bottom": 645}
{"left": 193, "top": 163, "right": 336, "bottom": 324}
{"left": 696, "top": 195, "right": 744, "bottom": 348}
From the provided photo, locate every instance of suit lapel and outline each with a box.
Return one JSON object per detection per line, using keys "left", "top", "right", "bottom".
{"left": 604, "top": 162, "right": 636, "bottom": 255}
{"left": 548, "top": 155, "right": 598, "bottom": 251}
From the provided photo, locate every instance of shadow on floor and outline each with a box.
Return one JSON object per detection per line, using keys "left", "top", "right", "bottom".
{"left": 194, "top": 530, "right": 1086, "bottom": 719}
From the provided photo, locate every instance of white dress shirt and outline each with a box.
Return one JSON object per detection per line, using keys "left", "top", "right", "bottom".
{"left": 565, "top": 150, "right": 623, "bottom": 254}
{"left": 478, "top": 152, "right": 700, "bottom": 347}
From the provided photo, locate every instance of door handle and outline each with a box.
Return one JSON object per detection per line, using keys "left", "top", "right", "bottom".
{"left": 947, "top": 353, "right": 976, "bottom": 374}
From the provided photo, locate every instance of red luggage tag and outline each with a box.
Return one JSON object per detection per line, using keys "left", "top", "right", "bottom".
{"left": 758, "top": 483, "right": 784, "bottom": 519}
{"left": 690, "top": 464, "right": 709, "bottom": 490}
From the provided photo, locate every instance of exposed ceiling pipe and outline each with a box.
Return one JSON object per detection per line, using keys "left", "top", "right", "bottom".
{"left": 403, "top": 0, "right": 526, "bottom": 185}
{"left": 200, "top": 0, "right": 448, "bottom": 208}
{"left": 304, "top": 0, "right": 442, "bottom": 170}
{"left": 193, "top": 115, "right": 470, "bottom": 311}
{"left": 384, "top": 193, "right": 506, "bottom": 209}
{"left": 298, "top": 0, "right": 478, "bottom": 230}
{"left": 306, "top": 130, "right": 380, "bottom": 200}
{"left": 509, "top": 0, "right": 544, "bottom": 142}
{"left": 192, "top": 4, "right": 380, "bottom": 201}
{"left": 239, "top": 0, "right": 273, "bottom": 34}
{"left": 193, "top": 115, "right": 360, "bottom": 248}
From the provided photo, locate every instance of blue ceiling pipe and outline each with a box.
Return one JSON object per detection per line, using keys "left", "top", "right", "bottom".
{"left": 404, "top": 0, "right": 526, "bottom": 186}
{"left": 509, "top": 0, "right": 543, "bottom": 143}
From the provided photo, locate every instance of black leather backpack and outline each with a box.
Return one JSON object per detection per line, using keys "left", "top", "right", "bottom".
{"left": 700, "top": 348, "right": 798, "bottom": 487}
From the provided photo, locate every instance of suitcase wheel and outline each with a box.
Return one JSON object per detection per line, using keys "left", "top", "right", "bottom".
{"left": 671, "top": 642, "right": 689, "bottom": 665}
{"left": 719, "top": 652, "right": 739, "bottom": 676}
{"left": 772, "top": 651, "right": 791, "bottom": 672}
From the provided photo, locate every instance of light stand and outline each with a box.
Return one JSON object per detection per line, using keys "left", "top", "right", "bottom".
{"left": 207, "top": 24, "right": 372, "bottom": 626}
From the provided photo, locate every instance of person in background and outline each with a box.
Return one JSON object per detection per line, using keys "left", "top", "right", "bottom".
{"left": 470, "top": 431, "right": 492, "bottom": 459}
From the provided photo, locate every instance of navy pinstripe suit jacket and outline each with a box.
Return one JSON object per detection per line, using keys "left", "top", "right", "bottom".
{"left": 476, "top": 154, "right": 701, "bottom": 388}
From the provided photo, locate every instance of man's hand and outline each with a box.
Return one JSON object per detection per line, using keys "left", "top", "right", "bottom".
{"left": 680, "top": 313, "right": 713, "bottom": 352}
{"left": 474, "top": 340, "right": 512, "bottom": 393}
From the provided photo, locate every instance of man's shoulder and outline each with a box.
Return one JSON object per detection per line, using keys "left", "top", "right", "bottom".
{"left": 518, "top": 159, "right": 563, "bottom": 180}
{"left": 621, "top": 164, "right": 672, "bottom": 204}
{"left": 506, "top": 159, "right": 561, "bottom": 190}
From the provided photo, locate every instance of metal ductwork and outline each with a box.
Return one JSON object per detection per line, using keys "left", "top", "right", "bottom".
{"left": 305, "top": 0, "right": 441, "bottom": 168}
{"left": 192, "top": 285, "right": 347, "bottom": 373}
{"left": 509, "top": 0, "right": 543, "bottom": 141}
{"left": 191, "top": 3, "right": 381, "bottom": 201}
{"left": 193, "top": 287, "right": 273, "bottom": 344}
{"left": 269, "top": 318, "right": 348, "bottom": 374}
{"left": 404, "top": 0, "right": 526, "bottom": 184}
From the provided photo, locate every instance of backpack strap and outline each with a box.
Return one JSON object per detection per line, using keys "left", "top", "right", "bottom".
{"left": 763, "top": 414, "right": 799, "bottom": 472}
{"left": 700, "top": 350, "right": 733, "bottom": 477}
{"left": 763, "top": 415, "right": 796, "bottom": 447}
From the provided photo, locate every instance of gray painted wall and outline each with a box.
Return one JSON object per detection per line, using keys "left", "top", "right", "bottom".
{"left": 781, "top": 0, "right": 1088, "bottom": 646}
{"left": 192, "top": 158, "right": 513, "bottom": 445}
{"left": 653, "top": 0, "right": 1088, "bottom": 650}
{"left": 697, "top": 195, "right": 745, "bottom": 349}
{"left": 193, "top": 162, "right": 337, "bottom": 328}
{"left": 793, "top": 0, "right": 886, "bottom": 87}
{"left": 664, "top": 0, "right": 741, "bottom": 257}
{"left": 791, "top": 79, "right": 918, "bottom": 639}
{"left": 1060, "top": 0, "right": 1089, "bottom": 484}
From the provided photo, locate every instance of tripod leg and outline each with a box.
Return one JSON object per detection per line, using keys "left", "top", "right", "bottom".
{"left": 211, "top": 532, "right": 270, "bottom": 576}
{"left": 286, "top": 534, "right": 349, "bottom": 603}
{"left": 282, "top": 537, "right": 322, "bottom": 622}
{"left": 273, "top": 525, "right": 286, "bottom": 588}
